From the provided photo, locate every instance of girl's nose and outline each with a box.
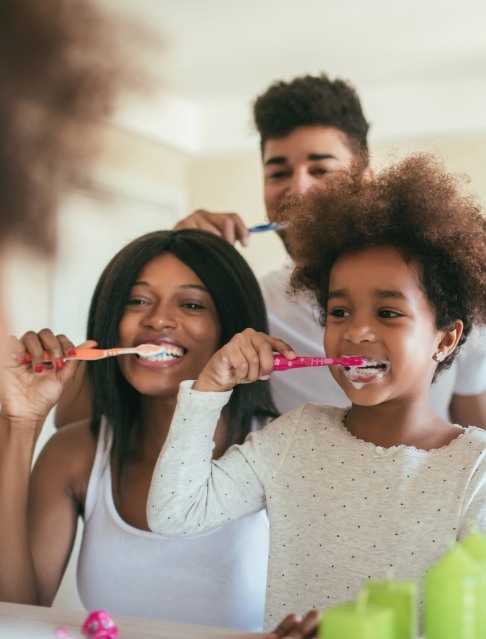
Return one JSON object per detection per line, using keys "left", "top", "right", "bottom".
{"left": 343, "top": 321, "right": 376, "bottom": 344}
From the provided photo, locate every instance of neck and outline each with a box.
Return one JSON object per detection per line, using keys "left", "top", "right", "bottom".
{"left": 344, "top": 397, "right": 462, "bottom": 450}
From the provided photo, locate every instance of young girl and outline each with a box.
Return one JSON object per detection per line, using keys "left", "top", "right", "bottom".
{"left": 147, "top": 155, "right": 486, "bottom": 633}
{"left": 0, "top": 229, "right": 277, "bottom": 631}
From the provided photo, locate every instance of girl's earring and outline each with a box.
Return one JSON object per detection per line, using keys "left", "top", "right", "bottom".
{"left": 434, "top": 351, "right": 445, "bottom": 363}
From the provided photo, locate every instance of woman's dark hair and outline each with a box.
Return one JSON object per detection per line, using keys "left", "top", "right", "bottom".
{"left": 274, "top": 154, "right": 486, "bottom": 378}
{"left": 87, "top": 229, "right": 278, "bottom": 483}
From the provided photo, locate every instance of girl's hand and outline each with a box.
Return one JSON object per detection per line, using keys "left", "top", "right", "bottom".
{"left": 194, "top": 328, "right": 295, "bottom": 393}
{"left": 0, "top": 329, "right": 97, "bottom": 428}
{"left": 264, "top": 611, "right": 321, "bottom": 639}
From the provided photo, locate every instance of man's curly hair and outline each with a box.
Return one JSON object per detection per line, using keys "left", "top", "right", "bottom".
{"left": 0, "top": 0, "right": 147, "bottom": 254}
{"left": 253, "top": 73, "right": 370, "bottom": 157}
{"left": 273, "top": 154, "right": 486, "bottom": 375}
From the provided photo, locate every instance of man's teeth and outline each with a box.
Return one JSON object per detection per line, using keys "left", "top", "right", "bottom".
{"left": 139, "top": 346, "right": 184, "bottom": 361}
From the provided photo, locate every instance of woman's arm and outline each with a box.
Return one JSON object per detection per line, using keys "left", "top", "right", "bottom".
{"left": 54, "top": 362, "right": 92, "bottom": 429}
{"left": 0, "top": 330, "right": 93, "bottom": 603}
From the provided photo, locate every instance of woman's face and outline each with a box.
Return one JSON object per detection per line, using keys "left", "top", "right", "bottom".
{"left": 117, "top": 252, "right": 221, "bottom": 399}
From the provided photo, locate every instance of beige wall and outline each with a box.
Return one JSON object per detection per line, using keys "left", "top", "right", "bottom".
{"left": 188, "top": 134, "right": 486, "bottom": 280}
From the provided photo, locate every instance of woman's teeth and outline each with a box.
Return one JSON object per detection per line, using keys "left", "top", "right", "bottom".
{"left": 139, "top": 345, "right": 184, "bottom": 362}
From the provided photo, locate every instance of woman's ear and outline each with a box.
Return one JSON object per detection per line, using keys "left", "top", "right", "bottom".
{"left": 435, "top": 320, "right": 464, "bottom": 361}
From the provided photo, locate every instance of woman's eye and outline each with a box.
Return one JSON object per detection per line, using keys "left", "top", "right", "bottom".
{"left": 126, "top": 297, "right": 148, "bottom": 306}
{"left": 182, "top": 302, "right": 205, "bottom": 311}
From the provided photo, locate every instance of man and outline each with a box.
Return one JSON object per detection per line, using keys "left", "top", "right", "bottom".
{"left": 175, "top": 73, "right": 486, "bottom": 427}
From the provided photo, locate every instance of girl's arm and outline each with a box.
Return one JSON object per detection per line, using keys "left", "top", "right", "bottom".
{"left": 0, "top": 330, "right": 93, "bottom": 603}
{"left": 147, "top": 329, "right": 296, "bottom": 534}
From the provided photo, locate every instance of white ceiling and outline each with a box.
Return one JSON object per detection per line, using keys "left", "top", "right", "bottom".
{"left": 105, "top": 0, "right": 486, "bottom": 154}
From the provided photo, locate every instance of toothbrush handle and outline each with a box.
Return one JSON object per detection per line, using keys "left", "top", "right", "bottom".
{"left": 273, "top": 355, "right": 336, "bottom": 371}
{"left": 21, "top": 348, "right": 112, "bottom": 364}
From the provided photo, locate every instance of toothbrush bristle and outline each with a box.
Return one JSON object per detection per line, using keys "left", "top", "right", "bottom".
{"left": 341, "top": 356, "right": 366, "bottom": 367}
{"left": 136, "top": 344, "right": 166, "bottom": 355}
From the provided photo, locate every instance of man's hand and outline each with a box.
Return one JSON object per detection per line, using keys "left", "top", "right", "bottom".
{"left": 174, "top": 209, "right": 250, "bottom": 246}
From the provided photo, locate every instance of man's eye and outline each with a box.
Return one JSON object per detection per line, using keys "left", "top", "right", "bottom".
{"left": 268, "top": 170, "right": 290, "bottom": 180}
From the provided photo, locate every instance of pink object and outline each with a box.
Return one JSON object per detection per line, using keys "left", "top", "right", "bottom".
{"left": 81, "top": 611, "right": 119, "bottom": 639}
{"left": 273, "top": 354, "right": 366, "bottom": 371}
{"left": 54, "top": 628, "right": 74, "bottom": 639}
{"left": 21, "top": 344, "right": 166, "bottom": 364}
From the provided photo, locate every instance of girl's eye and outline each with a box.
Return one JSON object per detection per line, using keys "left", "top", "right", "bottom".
{"left": 378, "top": 309, "right": 402, "bottom": 319}
{"left": 329, "top": 307, "right": 349, "bottom": 318}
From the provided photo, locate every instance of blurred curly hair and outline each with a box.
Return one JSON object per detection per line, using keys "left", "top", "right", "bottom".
{"left": 253, "top": 73, "right": 370, "bottom": 158}
{"left": 273, "top": 154, "right": 486, "bottom": 374}
{"left": 0, "top": 0, "right": 149, "bottom": 254}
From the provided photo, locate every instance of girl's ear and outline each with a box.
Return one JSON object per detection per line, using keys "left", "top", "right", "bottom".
{"left": 435, "top": 320, "right": 464, "bottom": 361}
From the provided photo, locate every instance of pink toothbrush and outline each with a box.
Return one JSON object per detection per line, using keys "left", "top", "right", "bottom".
{"left": 273, "top": 354, "right": 366, "bottom": 371}
{"left": 21, "top": 344, "right": 167, "bottom": 364}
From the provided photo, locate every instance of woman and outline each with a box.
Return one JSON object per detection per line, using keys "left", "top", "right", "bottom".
{"left": 0, "top": 230, "right": 277, "bottom": 631}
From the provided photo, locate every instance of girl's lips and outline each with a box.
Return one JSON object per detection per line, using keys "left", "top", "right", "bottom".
{"left": 340, "top": 358, "right": 390, "bottom": 384}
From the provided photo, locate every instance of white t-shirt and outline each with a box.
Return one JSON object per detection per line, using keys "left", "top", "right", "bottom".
{"left": 260, "top": 266, "right": 486, "bottom": 420}
{"left": 78, "top": 419, "right": 269, "bottom": 630}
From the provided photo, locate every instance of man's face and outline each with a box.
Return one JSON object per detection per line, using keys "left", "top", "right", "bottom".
{"left": 262, "top": 124, "right": 358, "bottom": 213}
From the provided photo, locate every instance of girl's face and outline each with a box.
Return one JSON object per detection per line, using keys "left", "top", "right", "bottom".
{"left": 324, "top": 246, "right": 447, "bottom": 406}
{"left": 117, "top": 252, "right": 221, "bottom": 398}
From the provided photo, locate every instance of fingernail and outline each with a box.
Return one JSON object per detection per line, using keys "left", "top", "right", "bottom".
{"left": 34, "top": 364, "right": 44, "bottom": 373}
{"left": 55, "top": 359, "right": 65, "bottom": 370}
{"left": 66, "top": 348, "right": 76, "bottom": 357}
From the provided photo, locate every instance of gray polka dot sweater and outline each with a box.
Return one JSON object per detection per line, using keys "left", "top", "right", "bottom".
{"left": 148, "top": 381, "right": 486, "bottom": 630}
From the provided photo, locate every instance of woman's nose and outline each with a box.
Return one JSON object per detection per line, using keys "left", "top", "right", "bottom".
{"left": 143, "top": 304, "right": 178, "bottom": 329}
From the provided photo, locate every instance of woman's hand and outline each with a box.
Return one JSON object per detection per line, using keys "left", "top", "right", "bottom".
{"left": 264, "top": 611, "right": 321, "bottom": 639}
{"left": 0, "top": 329, "right": 97, "bottom": 428}
{"left": 194, "top": 328, "right": 295, "bottom": 393}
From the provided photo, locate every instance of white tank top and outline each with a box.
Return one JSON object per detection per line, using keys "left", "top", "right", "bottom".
{"left": 77, "top": 419, "right": 269, "bottom": 630}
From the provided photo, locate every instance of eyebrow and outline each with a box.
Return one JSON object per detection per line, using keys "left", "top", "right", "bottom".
{"left": 328, "top": 288, "right": 410, "bottom": 302}
{"left": 264, "top": 153, "right": 338, "bottom": 166}
{"left": 133, "top": 281, "right": 209, "bottom": 293}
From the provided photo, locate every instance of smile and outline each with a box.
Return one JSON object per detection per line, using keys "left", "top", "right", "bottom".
{"left": 137, "top": 344, "right": 185, "bottom": 362}
{"left": 340, "top": 358, "right": 390, "bottom": 389}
